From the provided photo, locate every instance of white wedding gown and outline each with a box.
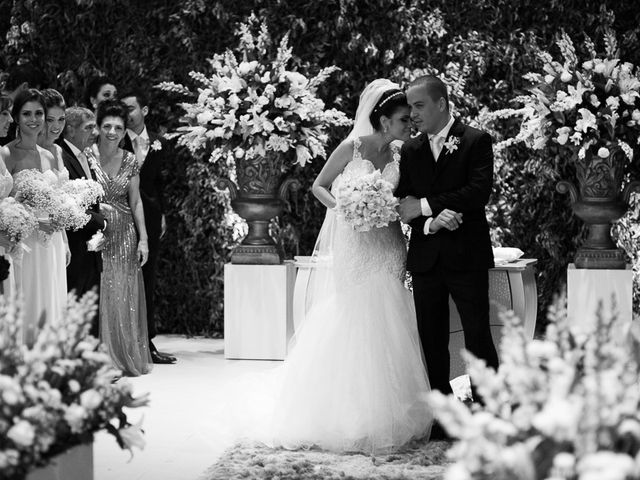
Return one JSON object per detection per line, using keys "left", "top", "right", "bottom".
{"left": 221, "top": 139, "right": 432, "bottom": 454}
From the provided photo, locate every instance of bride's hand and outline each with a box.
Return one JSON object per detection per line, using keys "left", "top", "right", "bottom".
{"left": 38, "top": 219, "right": 56, "bottom": 235}
{"left": 137, "top": 239, "right": 149, "bottom": 266}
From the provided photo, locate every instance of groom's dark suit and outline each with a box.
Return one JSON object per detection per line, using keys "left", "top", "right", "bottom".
{"left": 57, "top": 139, "right": 105, "bottom": 336}
{"left": 395, "top": 119, "right": 499, "bottom": 395}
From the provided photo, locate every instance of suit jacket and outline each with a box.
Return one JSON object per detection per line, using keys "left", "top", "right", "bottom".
{"left": 395, "top": 119, "right": 494, "bottom": 272}
{"left": 123, "top": 131, "right": 166, "bottom": 243}
{"left": 57, "top": 139, "right": 105, "bottom": 285}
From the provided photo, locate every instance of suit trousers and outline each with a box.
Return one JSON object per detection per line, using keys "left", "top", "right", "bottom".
{"left": 411, "top": 263, "right": 499, "bottom": 395}
{"left": 142, "top": 233, "right": 160, "bottom": 339}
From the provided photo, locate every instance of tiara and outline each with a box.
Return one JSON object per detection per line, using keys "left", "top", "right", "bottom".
{"left": 373, "top": 91, "right": 404, "bottom": 112}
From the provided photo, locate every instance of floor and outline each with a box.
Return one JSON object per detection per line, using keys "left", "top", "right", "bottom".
{"left": 94, "top": 335, "right": 279, "bottom": 480}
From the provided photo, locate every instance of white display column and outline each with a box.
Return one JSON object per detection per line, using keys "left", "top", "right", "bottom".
{"left": 567, "top": 263, "right": 633, "bottom": 333}
{"left": 224, "top": 263, "right": 295, "bottom": 360}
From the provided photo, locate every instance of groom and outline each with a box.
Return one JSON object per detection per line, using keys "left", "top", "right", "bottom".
{"left": 396, "top": 75, "right": 499, "bottom": 403}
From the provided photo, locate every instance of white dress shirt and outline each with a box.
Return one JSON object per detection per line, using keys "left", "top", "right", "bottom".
{"left": 127, "top": 126, "right": 150, "bottom": 166}
{"left": 420, "top": 115, "right": 456, "bottom": 234}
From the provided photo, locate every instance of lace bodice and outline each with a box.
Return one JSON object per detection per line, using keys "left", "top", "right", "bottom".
{"left": 332, "top": 138, "right": 406, "bottom": 284}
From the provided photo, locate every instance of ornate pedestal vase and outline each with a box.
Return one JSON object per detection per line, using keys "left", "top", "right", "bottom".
{"left": 557, "top": 150, "right": 640, "bottom": 269}
{"left": 217, "top": 154, "right": 301, "bottom": 264}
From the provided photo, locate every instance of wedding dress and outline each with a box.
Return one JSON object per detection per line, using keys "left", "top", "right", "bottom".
{"left": 220, "top": 138, "right": 433, "bottom": 455}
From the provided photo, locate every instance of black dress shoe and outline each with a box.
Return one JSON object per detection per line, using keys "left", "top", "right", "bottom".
{"left": 157, "top": 350, "right": 177, "bottom": 362}
{"left": 151, "top": 350, "right": 176, "bottom": 364}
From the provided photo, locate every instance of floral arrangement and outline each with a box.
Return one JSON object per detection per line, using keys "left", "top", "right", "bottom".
{"left": 0, "top": 197, "right": 38, "bottom": 245}
{"left": 335, "top": 170, "right": 400, "bottom": 232}
{"left": 157, "top": 14, "right": 351, "bottom": 168}
{"left": 490, "top": 30, "right": 640, "bottom": 163}
{"left": 0, "top": 292, "right": 149, "bottom": 480}
{"left": 429, "top": 297, "right": 640, "bottom": 480}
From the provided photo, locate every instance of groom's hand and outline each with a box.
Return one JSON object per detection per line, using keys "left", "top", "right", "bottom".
{"left": 430, "top": 209, "right": 463, "bottom": 233}
{"left": 399, "top": 196, "right": 422, "bottom": 223}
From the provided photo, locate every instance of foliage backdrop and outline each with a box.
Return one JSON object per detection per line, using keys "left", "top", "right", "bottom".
{"left": 2, "top": 0, "right": 639, "bottom": 335}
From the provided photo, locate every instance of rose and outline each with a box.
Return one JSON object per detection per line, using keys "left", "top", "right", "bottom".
{"left": 80, "top": 389, "right": 102, "bottom": 410}
{"left": 598, "top": 147, "right": 610, "bottom": 158}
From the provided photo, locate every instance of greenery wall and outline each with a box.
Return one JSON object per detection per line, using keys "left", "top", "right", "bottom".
{"left": 2, "top": 0, "right": 639, "bottom": 335}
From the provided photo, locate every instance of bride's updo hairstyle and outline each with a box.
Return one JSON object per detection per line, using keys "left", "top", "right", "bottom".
{"left": 369, "top": 89, "right": 407, "bottom": 131}
{"left": 96, "top": 98, "right": 128, "bottom": 127}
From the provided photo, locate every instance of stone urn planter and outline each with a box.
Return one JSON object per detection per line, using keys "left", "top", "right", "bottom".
{"left": 557, "top": 149, "right": 640, "bottom": 269}
{"left": 217, "top": 154, "right": 301, "bottom": 264}
{"left": 26, "top": 442, "right": 93, "bottom": 480}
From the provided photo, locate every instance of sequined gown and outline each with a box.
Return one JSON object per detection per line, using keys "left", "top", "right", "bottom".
{"left": 86, "top": 149, "right": 151, "bottom": 376}
{"left": 0, "top": 169, "right": 14, "bottom": 295}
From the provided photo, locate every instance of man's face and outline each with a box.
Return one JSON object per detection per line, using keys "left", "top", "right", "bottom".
{"left": 406, "top": 84, "right": 446, "bottom": 134}
{"left": 121, "top": 96, "right": 147, "bottom": 132}
{"left": 67, "top": 117, "right": 97, "bottom": 149}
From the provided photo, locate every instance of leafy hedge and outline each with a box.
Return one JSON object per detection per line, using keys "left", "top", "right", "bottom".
{"left": 2, "top": 0, "right": 639, "bottom": 335}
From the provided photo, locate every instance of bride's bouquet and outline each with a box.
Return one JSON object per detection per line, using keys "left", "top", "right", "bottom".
{"left": 335, "top": 171, "right": 399, "bottom": 232}
{"left": 0, "top": 197, "right": 38, "bottom": 245}
{"left": 59, "top": 178, "right": 104, "bottom": 209}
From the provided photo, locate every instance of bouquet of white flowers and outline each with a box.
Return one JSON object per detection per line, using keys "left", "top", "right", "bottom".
{"left": 0, "top": 197, "right": 37, "bottom": 245}
{"left": 335, "top": 171, "right": 399, "bottom": 232}
{"left": 0, "top": 292, "right": 149, "bottom": 480}
{"left": 58, "top": 179, "right": 104, "bottom": 209}
{"left": 12, "top": 169, "right": 58, "bottom": 214}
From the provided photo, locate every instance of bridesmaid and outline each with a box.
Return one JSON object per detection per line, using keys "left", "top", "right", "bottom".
{"left": 84, "top": 99, "right": 151, "bottom": 376}
{"left": 4, "top": 89, "right": 68, "bottom": 344}
{"left": 0, "top": 95, "right": 16, "bottom": 295}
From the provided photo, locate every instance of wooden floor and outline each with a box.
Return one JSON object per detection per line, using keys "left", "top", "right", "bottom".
{"left": 94, "top": 335, "right": 280, "bottom": 480}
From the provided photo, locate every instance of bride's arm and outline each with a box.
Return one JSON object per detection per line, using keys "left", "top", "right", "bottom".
{"left": 311, "top": 141, "right": 354, "bottom": 209}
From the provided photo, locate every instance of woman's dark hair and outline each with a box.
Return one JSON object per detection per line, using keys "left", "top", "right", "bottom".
{"left": 96, "top": 98, "right": 128, "bottom": 127}
{"left": 84, "top": 75, "right": 116, "bottom": 107}
{"left": 369, "top": 89, "right": 407, "bottom": 130}
{"left": 0, "top": 95, "right": 12, "bottom": 113}
{"left": 41, "top": 88, "right": 66, "bottom": 112}
{"left": 11, "top": 88, "right": 45, "bottom": 122}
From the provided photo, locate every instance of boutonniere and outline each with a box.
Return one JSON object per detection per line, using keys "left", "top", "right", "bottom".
{"left": 443, "top": 137, "right": 460, "bottom": 155}
{"left": 150, "top": 140, "right": 162, "bottom": 152}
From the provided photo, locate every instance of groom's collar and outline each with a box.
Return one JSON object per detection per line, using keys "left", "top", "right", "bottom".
{"left": 428, "top": 115, "right": 456, "bottom": 141}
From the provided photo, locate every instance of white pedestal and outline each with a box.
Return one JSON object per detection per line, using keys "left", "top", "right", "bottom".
{"left": 567, "top": 263, "right": 633, "bottom": 332}
{"left": 449, "top": 259, "right": 538, "bottom": 379}
{"left": 224, "top": 263, "right": 295, "bottom": 360}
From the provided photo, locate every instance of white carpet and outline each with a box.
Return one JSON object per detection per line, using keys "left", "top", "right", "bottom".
{"left": 94, "top": 335, "right": 280, "bottom": 480}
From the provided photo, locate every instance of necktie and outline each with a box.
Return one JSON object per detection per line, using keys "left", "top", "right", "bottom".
{"left": 431, "top": 135, "right": 444, "bottom": 160}
{"left": 77, "top": 152, "right": 92, "bottom": 179}
{"left": 133, "top": 136, "right": 147, "bottom": 166}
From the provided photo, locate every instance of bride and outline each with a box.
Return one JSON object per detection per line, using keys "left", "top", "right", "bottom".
{"left": 259, "top": 79, "right": 432, "bottom": 454}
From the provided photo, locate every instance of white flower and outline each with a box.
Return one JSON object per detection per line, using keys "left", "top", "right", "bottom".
{"left": 583, "top": 60, "right": 594, "bottom": 70}
{"left": 196, "top": 111, "right": 214, "bottom": 125}
{"left": 7, "top": 420, "right": 35, "bottom": 447}
{"left": 234, "top": 148, "right": 244, "bottom": 159}
{"left": 597, "top": 147, "right": 610, "bottom": 158}
{"left": 555, "top": 126, "right": 571, "bottom": 145}
{"left": 68, "top": 379, "right": 81, "bottom": 393}
{"left": 532, "top": 397, "right": 581, "bottom": 441}
{"left": 590, "top": 94, "right": 601, "bottom": 107}
{"left": 150, "top": 140, "right": 162, "bottom": 151}
{"left": 606, "top": 96, "right": 620, "bottom": 110}
{"left": 560, "top": 70, "right": 572, "bottom": 82}
{"left": 544, "top": 74, "right": 555, "bottom": 84}
{"left": 594, "top": 62, "right": 606, "bottom": 74}
{"left": 575, "top": 108, "right": 597, "bottom": 132}
{"left": 119, "top": 416, "right": 146, "bottom": 454}
{"left": 295, "top": 145, "right": 312, "bottom": 167}
{"left": 80, "top": 389, "right": 103, "bottom": 410}
{"left": 443, "top": 136, "right": 460, "bottom": 154}
{"left": 64, "top": 404, "right": 87, "bottom": 433}
{"left": 237, "top": 60, "right": 258, "bottom": 75}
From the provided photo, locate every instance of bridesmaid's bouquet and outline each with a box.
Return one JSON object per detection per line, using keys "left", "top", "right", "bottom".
{"left": 59, "top": 178, "right": 104, "bottom": 209}
{"left": 0, "top": 197, "right": 38, "bottom": 245}
{"left": 335, "top": 171, "right": 399, "bottom": 232}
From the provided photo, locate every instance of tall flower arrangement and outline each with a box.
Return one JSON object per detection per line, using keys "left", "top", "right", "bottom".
{"left": 491, "top": 30, "right": 640, "bottom": 163}
{"left": 0, "top": 293, "right": 148, "bottom": 480}
{"left": 157, "top": 13, "right": 351, "bottom": 170}
{"left": 429, "top": 299, "right": 640, "bottom": 480}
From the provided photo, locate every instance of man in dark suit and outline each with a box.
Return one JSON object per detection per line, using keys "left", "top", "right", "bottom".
{"left": 120, "top": 90, "right": 176, "bottom": 365}
{"left": 58, "top": 107, "right": 106, "bottom": 336}
{"left": 396, "top": 75, "right": 499, "bottom": 402}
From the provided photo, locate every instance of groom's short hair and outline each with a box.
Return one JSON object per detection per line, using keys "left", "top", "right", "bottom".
{"left": 409, "top": 75, "right": 449, "bottom": 110}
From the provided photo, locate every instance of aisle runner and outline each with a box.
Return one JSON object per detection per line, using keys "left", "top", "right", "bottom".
{"left": 200, "top": 438, "right": 452, "bottom": 480}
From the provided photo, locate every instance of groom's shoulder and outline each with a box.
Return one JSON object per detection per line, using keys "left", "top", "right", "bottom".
{"left": 401, "top": 133, "right": 427, "bottom": 152}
